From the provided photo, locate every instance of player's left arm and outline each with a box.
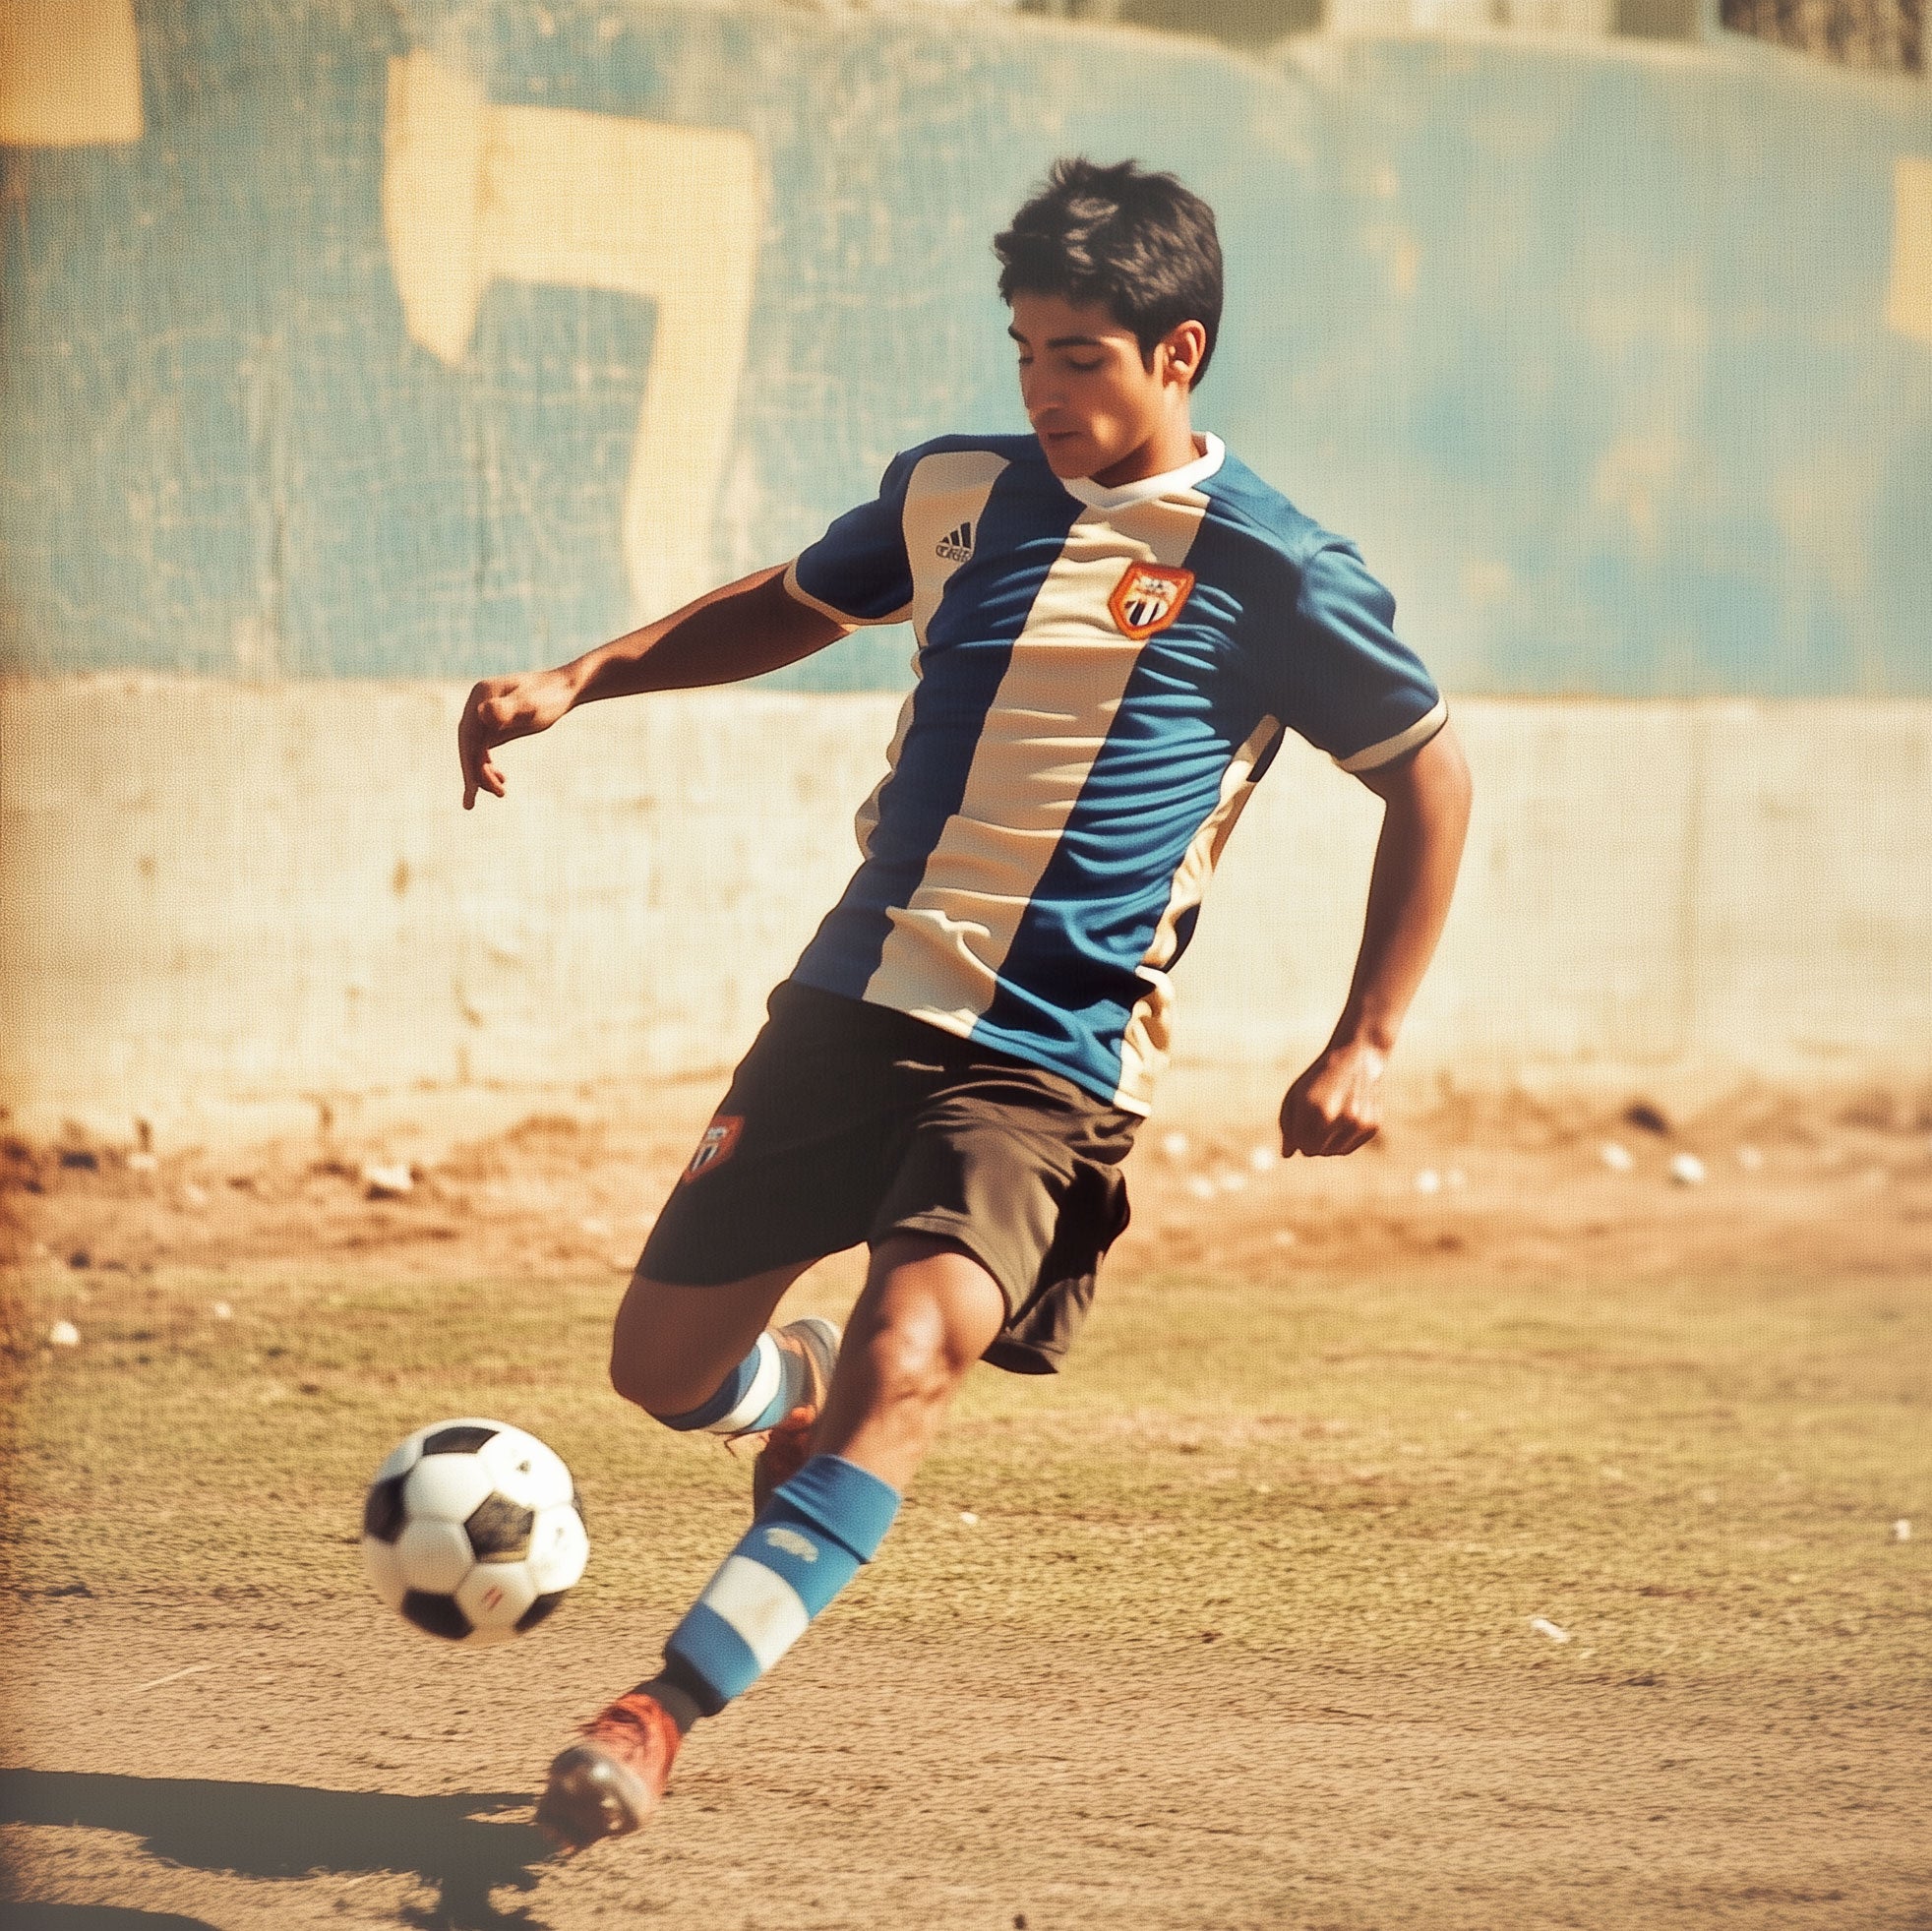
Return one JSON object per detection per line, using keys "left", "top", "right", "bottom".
{"left": 1279, "top": 719, "right": 1472, "bottom": 1157}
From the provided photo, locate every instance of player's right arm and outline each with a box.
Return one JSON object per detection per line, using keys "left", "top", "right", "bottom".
{"left": 457, "top": 565, "right": 847, "bottom": 809}
{"left": 1244, "top": 536, "right": 1465, "bottom": 1155}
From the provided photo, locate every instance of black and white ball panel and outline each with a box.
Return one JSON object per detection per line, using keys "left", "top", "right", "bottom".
{"left": 401, "top": 1589, "right": 473, "bottom": 1642}
{"left": 525, "top": 1500, "right": 590, "bottom": 1595}
{"left": 421, "top": 1422, "right": 498, "bottom": 1456}
{"left": 396, "top": 1515, "right": 474, "bottom": 1594}
{"left": 517, "top": 1591, "right": 567, "bottom": 1632}
{"left": 360, "top": 1417, "right": 588, "bottom": 1644}
{"left": 362, "top": 1474, "right": 408, "bottom": 1544}
{"left": 472, "top": 1426, "right": 574, "bottom": 1514}
{"left": 465, "top": 1493, "right": 535, "bottom": 1561}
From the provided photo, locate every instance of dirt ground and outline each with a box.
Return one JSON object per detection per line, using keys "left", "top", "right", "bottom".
{"left": 2, "top": 1078, "right": 1930, "bottom": 1930}
{"left": 6, "top": 1069, "right": 1932, "bottom": 1298}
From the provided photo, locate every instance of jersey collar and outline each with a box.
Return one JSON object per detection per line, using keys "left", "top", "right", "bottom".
{"left": 1060, "top": 432, "right": 1225, "bottom": 511}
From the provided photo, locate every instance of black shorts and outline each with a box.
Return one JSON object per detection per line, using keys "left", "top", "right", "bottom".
{"left": 639, "top": 982, "right": 1138, "bottom": 1374}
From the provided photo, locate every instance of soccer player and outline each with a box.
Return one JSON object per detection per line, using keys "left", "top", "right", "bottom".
{"left": 456, "top": 156, "right": 1472, "bottom": 1852}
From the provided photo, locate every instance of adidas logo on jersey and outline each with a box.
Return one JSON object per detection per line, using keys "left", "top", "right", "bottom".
{"left": 935, "top": 520, "right": 974, "bottom": 564}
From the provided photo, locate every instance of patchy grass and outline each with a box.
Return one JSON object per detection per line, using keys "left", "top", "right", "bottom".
{"left": 4, "top": 1256, "right": 1925, "bottom": 1705}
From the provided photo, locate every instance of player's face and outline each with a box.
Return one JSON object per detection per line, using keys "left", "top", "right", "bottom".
{"left": 1008, "top": 291, "right": 1202, "bottom": 487}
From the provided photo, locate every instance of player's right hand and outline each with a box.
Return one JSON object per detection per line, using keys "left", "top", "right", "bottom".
{"left": 458, "top": 670, "right": 577, "bottom": 809}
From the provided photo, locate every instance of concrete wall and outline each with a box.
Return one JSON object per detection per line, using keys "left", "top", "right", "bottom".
{"left": 5, "top": 679, "right": 1928, "bottom": 1144}
{"left": 3, "top": 2, "right": 1928, "bottom": 697}
{"left": 5, "top": 6, "right": 1926, "bottom": 1135}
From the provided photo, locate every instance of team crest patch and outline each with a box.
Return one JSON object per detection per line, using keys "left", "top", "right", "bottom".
{"left": 681, "top": 1115, "right": 744, "bottom": 1183}
{"left": 1109, "top": 562, "right": 1196, "bottom": 640}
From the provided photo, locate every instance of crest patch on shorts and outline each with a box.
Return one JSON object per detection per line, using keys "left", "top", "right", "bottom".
{"left": 1108, "top": 562, "right": 1195, "bottom": 641}
{"left": 682, "top": 1115, "right": 745, "bottom": 1182}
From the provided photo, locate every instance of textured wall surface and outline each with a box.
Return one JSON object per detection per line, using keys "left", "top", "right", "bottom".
{"left": 5, "top": 680, "right": 1928, "bottom": 1140}
{"left": 3, "top": 2, "right": 1928, "bottom": 695}
{"left": 5, "top": 6, "right": 1926, "bottom": 1135}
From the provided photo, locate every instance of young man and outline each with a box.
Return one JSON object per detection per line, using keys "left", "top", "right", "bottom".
{"left": 457, "top": 157, "right": 1472, "bottom": 1852}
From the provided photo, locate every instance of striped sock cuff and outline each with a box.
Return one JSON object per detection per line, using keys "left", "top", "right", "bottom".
{"left": 663, "top": 1456, "right": 902, "bottom": 1714}
{"left": 656, "top": 1331, "right": 797, "bottom": 1435}
{"left": 769, "top": 1453, "right": 901, "bottom": 1562}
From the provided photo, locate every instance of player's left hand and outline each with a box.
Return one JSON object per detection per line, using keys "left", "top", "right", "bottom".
{"left": 1279, "top": 1040, "right": 1386, "bottom": 1157}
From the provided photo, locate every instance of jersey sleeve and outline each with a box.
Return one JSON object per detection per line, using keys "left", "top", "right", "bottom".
{"left": 782, "top": 449, "right": 919, "bottom": 628}
{"left": 1248, "top": 540, "right": 1447, "bottom": 772}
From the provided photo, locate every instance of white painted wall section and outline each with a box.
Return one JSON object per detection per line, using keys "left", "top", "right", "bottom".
{"left": 3, "top": 681, "right": 1928, "bottom": 1143}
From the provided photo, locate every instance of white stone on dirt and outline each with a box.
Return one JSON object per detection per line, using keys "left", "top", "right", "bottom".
{"left": 126, "top": 1150, "right": 158, "bottom": 1173}
{"left": 1892, "top": 1519, "right": 1912, "bottom": 1542}
{"left": 1600, "top": 1142, "right": 1635, "bottom": 1173}
{"left": 1160, "top": 1130, "right": 1190, "bottom": 1161}
{"left": 361, "top": 1161, "right": 414, "bottom": 1199}
{"left": 210, "top": 1300, "right": 233, "bottom": 1321}
{"left": 1248, "top": 1144, "right": 1281, "bottom": 1174}
{"left": 47, "top": 1320, "right": 80, "bottom": 1348}
{"left": 1185, "top": 1174, "right": 1218, "bottom": 1201}
{"left": 1415, "top": 1168, "right": 1442, "bottom": 1194}
{"left": 959, "top": 1511, "right": 979, "bottom": 1527}
{"left": 1529, "top": 1616, "right": 1570, "bottom": 1642}
{"left": 1669, "top": 1153, "right": 1708, "bottom": 1186}
{"left": 181, "top": 1181, "right": 210, "bottom": 1208}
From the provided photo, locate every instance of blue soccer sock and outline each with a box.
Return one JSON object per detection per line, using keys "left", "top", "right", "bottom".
{"left": 655, "top": 1329, "right": 812, "bottom": 1437}
{"left": 659, "top": 1455, "right": 901, "bottom": 1717}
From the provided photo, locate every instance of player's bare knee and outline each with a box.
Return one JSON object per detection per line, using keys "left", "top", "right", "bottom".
{"left": 608, "top": 1332, "right": 690, "bottom": 1418}
{"left": 607, "top": 1340, "right": 661, "bottom": 1414}
{"left": 608, "top": 1278, "right": 694, "bottom": 1415}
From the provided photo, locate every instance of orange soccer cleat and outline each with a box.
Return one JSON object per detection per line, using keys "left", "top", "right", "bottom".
{"left": 536, "top": 1689, "right": 683, "bottom": 1851}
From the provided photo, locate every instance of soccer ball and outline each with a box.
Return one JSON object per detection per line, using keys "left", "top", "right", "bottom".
{"left": 361, "top": 1418, "right": 589, "bottom": 1645}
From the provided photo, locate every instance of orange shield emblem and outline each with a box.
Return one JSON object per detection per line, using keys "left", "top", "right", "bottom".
{"left": 1109, "top": 563, "right": 1195, "bottom": 640}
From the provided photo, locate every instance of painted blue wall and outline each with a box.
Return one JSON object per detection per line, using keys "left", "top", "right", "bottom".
{"left": 2, "top": 1, "right": 1927, "bottom": 694}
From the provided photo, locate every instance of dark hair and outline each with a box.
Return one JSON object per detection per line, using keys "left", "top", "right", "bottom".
{"left": 994, "top": 156, "right": 1224, "bottom": 387}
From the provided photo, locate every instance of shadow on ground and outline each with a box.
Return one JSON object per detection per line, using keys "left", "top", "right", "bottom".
{"left": 0, "top": 1770, "right": 551, "bottom": 1930}
{"left": 0, "top": 1908, "right": 219, "bottom": 1929}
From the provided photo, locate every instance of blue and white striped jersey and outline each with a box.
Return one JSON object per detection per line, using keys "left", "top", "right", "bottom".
{"left": 781, "top": 432, "right": 1446, "bottom": 1115}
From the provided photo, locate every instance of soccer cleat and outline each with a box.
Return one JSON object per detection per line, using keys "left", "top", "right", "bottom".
{"left": 536, "top": 1689, "right": 682, "bottom": 1852}
{"left": 749, "top": 1316, "right": 840, "bottom": 1515}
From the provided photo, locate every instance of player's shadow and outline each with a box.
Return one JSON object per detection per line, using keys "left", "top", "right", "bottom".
{"left": 0, "top": 1770, "right": 552, "bottom": 1930}
{"left": 0, "top": 1909, "right": 220, "bottom": 1930}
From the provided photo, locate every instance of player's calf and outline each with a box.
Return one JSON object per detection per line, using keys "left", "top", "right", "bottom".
{"left": 810, "top": 1235, "right": 1007, "bottom": 1491}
